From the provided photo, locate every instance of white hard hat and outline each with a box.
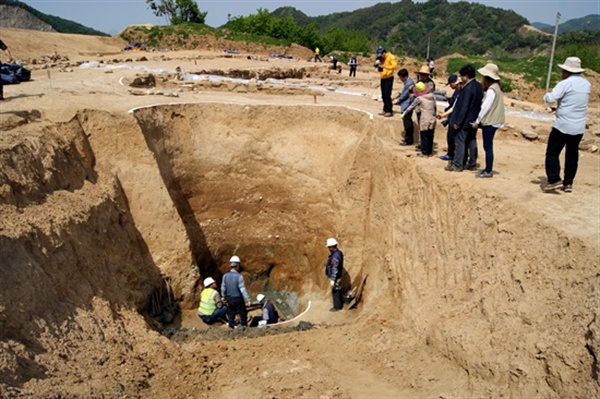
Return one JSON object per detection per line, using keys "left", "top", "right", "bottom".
{"left": 326, "top": 238, "right": 338, "bottom": 247}
{"left": 257, "top": 294, "right": 265, "bottom": 302}
{"left": 230, "top": 255, "right": 240, "bottom": 264}
{"left": 203, "top": 277, "right": 216, "bottom": 287}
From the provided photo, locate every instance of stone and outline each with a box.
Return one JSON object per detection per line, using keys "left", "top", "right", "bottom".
{"left": 521, "top": 130, "right": 538, "bottom": 140}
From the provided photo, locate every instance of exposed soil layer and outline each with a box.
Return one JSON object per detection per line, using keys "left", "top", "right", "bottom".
{"left": 0, "top": 27, "right": 599, "bottom": 399}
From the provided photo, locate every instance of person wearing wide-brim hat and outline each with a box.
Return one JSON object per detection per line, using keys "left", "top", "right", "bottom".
{"left": 412, "top": 65, "right": 436, "bottom": 149}
{"left": 541, "top": 56, "right": 591, "bottom": 193}
{"left": 415, "top": 65, "right": 436, "bottom": 92}
{"left": 472, "top": 63, "right": 505, "bottom": 178}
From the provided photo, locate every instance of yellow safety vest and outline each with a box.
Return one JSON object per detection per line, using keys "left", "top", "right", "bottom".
{"left": 198, "top": 288, "right": 217, "bottom": 316}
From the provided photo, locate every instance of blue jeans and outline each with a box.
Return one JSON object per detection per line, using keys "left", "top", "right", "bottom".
{"left": 481, "top": 125, "right": 497, "bottom": 173}
{"left": 199, "top": 305, "right": 228, "bottom": 325}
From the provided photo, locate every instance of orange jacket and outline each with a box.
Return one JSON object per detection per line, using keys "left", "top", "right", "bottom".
{"left": 379, "top": 52, "right": 398, "bottom": 79}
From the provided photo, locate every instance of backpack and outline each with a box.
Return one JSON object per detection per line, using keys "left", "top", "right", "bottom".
{"left": 0, "top": 63, "right": 31, "bottom": 84}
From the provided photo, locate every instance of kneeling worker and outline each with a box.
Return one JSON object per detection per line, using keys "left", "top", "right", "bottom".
{"left": 250, "top": 294, "right": 280, "bottom": 327}
{"left": 197, "top": 277, "right": 228, "bottom": 325}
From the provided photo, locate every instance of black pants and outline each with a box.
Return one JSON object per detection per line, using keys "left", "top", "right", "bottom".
{"left": 349, "top": 67, "right": 356, "bottom": 77}
{"left": 545, "top": 127, "right": 583, "bottom": 185}
{"left": 332, "top": 287, "right": 344, "bottom": 310}
{"left": 0, "top": 62, "right": 3, "bottom": 98}
{"left": 226, "top": 296, "right": 247, "bottom": 328}
{"left": 380, "top": 77, "right": 394, "bottom": 113}
{"left": 420, "top": 129, "right": 434, "bottom": 155}
{"left": 402, "top": 109, "right": 415, "bottom": 144}
{"left": 446, "top": 124, "right": 457, "bottom": 157}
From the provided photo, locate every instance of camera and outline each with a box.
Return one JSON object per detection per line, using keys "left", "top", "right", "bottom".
{"left": 373, "top": 59, "right": 380, "bottom": 68}
{"left": 441, "top": 119, "right": 449, "bottom": 127}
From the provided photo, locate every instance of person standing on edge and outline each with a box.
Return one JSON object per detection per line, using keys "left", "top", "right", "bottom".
{"left": 197, "top": 277, "right": 228, "bottom": 325}
{"left": 396, "top": 68, "right": 416, "bottom": 146}
{"left": 375, "top": 46, "right": 397, "bottom": 117}
{"left": 472, "top": 63, "right": 505, "bottom": 178}
{"left": 0, "top": 39, "right": 14, "bottom": 101}
{"left": 542, "top": 57, "right": 591, "bottom": 193}
{"left": 325, "top": 237, "right": 344, "bottom": 312}
{"left": 221, "top": 255, "right": 252, "bottom": 328}
{"left": 439, "top": 74, "right": 460, "bottom": 161}
{"left": 445, "top": 64, "right": 483, "bottom": 172}
{"left": 348, "top": 55, "right": 358, "bottom": 77}
{"left": 401, "top": 81, "right": 437, "bottom": 157}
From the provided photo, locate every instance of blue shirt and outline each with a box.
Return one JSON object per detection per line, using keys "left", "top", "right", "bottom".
{"left": 221, "top": 269, "right": 251, "bottom": 302}
{"left": 397, "top": 77, "right": 415, "bottom": 112}
{"left": 544, "top": 74, "right": 590, "bottom": 135}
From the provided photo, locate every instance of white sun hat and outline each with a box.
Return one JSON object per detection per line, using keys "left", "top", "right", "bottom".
{"left": 558, "top": 57, "right": 585, "bottom": 73}
{"left": 257, "top": 294, "right": 265, "bottom": 302}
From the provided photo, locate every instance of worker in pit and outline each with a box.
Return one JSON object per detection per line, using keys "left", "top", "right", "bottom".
{"left": 250, "top": 294, "right": 279, "bottom": 327}
{"left": 325, "top": 237, "right": 344, "bottom": 312}
{"left": 221, "top": 256, "right": 252, "bottom": 328}
{"left": 197, "top": 277, "right": 228, "bottom": 325}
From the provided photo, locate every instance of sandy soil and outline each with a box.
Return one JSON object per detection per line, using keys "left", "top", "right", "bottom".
{"left": 1, "top": 27, "right": 599, "bottom": 398}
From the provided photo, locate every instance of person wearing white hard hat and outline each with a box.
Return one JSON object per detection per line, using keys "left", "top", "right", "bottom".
{"left": 250, "top": 293, "right": 279, "bottom": 327}
{"left": 541, "top": 56, "right": 591, "bottom": 193}
{"left": 325, "top": 237, "right": 344, "bottom": 312}
{"left": 197, "top": 277, "right": 228, "bottom": 325}
{"left": 221, "top": 255, "right": 252, "bottom": 328}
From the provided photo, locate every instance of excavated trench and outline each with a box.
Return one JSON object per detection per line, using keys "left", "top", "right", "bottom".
{"left": 129, "top": 103, "right": 377, "bottom": 320}
{"left": 1, "top": 102, "right": 598, "bottom": 397}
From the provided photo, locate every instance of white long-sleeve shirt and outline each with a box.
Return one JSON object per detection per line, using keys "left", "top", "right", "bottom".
{"left": 475, "top": 88, "right": 504, "bottom": 128}
{"left": 544, "top": 74, "right": 590, "bottom": 135}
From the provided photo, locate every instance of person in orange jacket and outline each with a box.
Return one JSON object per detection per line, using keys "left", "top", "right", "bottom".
{"left": 375, "top": 46, "right": 398, "bottom": 117}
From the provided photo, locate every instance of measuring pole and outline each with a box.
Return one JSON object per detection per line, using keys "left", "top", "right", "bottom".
{"left": 545, "top": 12, "right": 561, "bottom": 93}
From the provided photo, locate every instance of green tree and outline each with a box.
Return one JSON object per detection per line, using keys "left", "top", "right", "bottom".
{"left": 146, "top": 0, "right": 207, "bottom": 25}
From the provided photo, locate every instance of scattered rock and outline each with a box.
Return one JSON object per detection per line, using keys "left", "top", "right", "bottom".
{"left": 521, "top": 129, "right": 538, "bottom": 140}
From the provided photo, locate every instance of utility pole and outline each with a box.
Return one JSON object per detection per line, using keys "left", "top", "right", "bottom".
{"left": 426, "top": 36, "right": 430, "bottom": 60}
{"left": 545, "top": 12, "right": 561, "bottom": 93}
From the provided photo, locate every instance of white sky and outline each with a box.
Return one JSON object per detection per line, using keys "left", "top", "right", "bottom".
{"left": 18, "top": 0, "right": 600, "bottom": 35}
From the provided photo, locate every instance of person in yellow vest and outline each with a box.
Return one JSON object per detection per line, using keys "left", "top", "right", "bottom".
{"left": 375, "top": 46, "right": 398, "bottom": 117}
{"left": 197, "top": 277, "right": 228, "bottom": 325}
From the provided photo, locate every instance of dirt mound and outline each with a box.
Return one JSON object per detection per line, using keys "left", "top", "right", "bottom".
{"left": 0, "top": 27, "right": 599, "bottom": 399}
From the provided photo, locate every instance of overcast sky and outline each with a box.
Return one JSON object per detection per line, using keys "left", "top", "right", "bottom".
{"left": 18, "top": 0, "right": 600, "bottom": 35}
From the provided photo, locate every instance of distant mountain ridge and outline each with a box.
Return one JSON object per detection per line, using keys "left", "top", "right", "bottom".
{"left": 0, "top": 0, "right": 109, "bottom": 36}
{"left": 272, "top": 1, "right": 536, "bottom": 57}
{"left": 532, "top": 14, "right": 600, "bottom": 34}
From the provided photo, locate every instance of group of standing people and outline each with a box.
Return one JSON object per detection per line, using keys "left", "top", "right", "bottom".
{"left": 386, "top": 46, "right": 590, "bottom": 189}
